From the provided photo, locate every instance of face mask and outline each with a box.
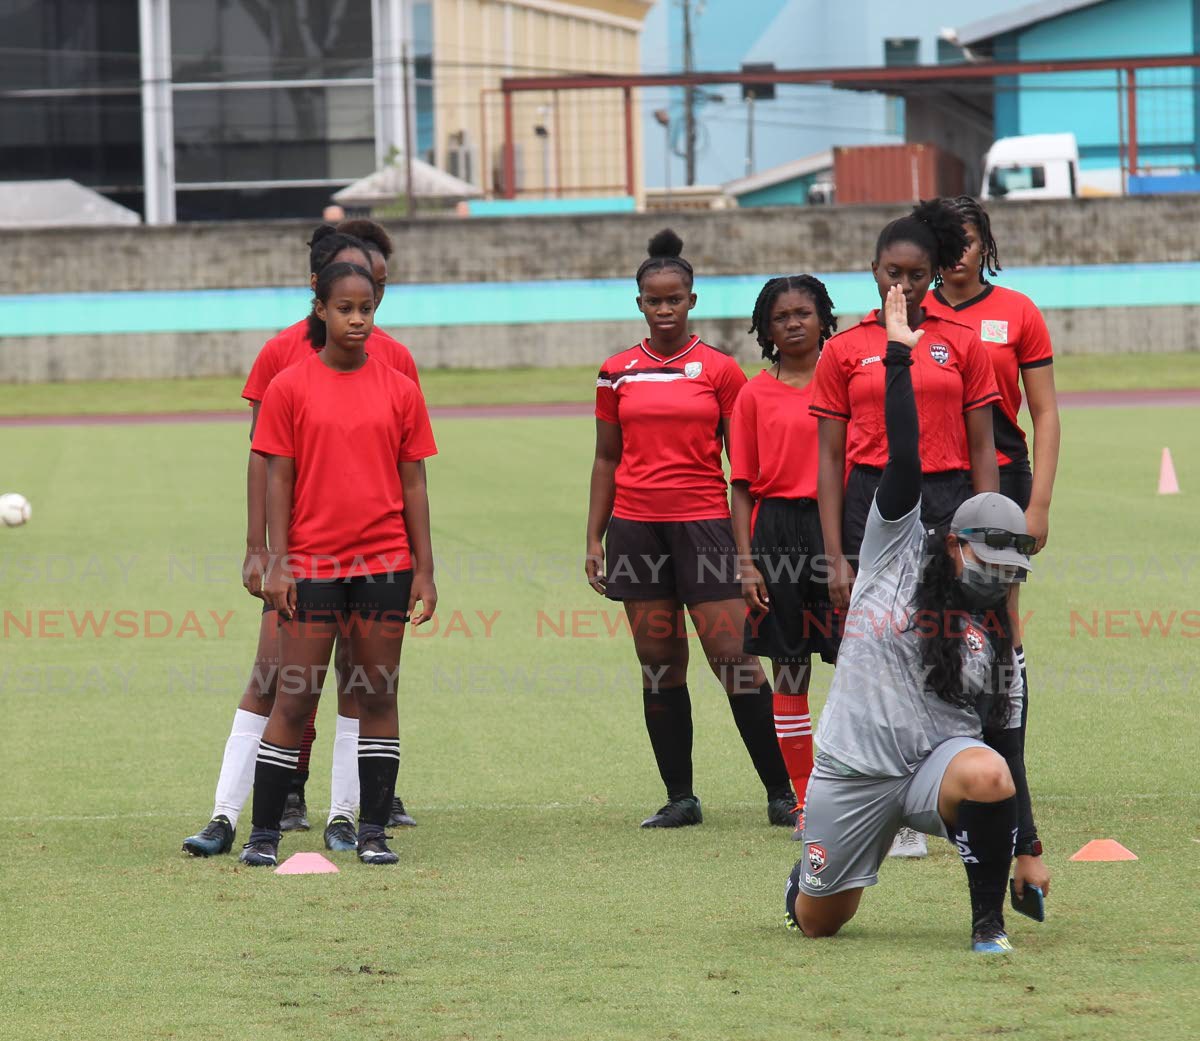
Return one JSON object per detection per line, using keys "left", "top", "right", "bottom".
{"left": 957, "top": 545, "right": 1010, "bottom": 610}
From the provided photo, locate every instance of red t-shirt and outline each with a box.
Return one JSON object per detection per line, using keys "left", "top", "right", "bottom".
{"left": 595, "top": 336, "right": 746, "bottom": 521}
{"left": 730, "top": 370, "right": 819, "bottom": 501}
{"left": 241, "top": 319, "right": 420, "bottom": 404}
{"left": 925, "top": 284, "right": 1053, "bottom": 466}
{"left": 252, "top": 353, "right": 437, "bottom": 579}
{"left": 809, "top": 311, "right": 1000, "bottom": 473}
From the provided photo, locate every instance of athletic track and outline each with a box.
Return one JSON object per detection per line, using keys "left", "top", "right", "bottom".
{"left": 0, "top": 388, "right": 1196, "bottom": 427}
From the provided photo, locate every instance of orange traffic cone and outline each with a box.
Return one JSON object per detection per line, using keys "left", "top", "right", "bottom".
{"left": 1159, "top": 448, "right": 1180, "bottom": 495}
{"left": 1069, "top": 839, "right": 1138, "bottom": 862}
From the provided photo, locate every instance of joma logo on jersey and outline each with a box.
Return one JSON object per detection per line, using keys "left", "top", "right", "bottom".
{"left": 981, "top": 320, "right": 1009, "bottom": 344}
{"left": 807, "top": 842, "right": 827, "bottom": 874}
{"left": 861, "top": 355, "right": 881, "bottom": 367}
{"left": 929, "top": 344, "right": 949, "bottom": 365}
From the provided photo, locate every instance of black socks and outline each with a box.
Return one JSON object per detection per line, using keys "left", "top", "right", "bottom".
{"left": 643, "top": 684, "right": 694, "bottom": 802}
{"left": 728, "top": 682, "right": 793, "bottom": 799}
{"left": 953, "top": 796, "right": 1018, "bottom": 928}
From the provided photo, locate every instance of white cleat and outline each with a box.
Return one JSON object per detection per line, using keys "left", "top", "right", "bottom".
{"left": 888, "top": 826, "right": 928, "bottom": 858}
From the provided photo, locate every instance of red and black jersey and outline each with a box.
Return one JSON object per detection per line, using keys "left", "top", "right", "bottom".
{"left": 730, "top": 370, "right": 819, "bottom": 501}
{"left": 596, "top": 336, "right": 746, "bottom": 521}
{"left": 810, "top": 310, "right": 1000, "bottom": 474}
{"left": 252, "top": 353, "right": 436, "bottom": 579}
{"left": 925, "top": 284, "right": 1053, "bottom": 467}
{"left": 241, "top": 319, "right": 420, "bottom": 404}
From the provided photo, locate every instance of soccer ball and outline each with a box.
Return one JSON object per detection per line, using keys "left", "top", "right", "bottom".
{"left": 0, "top": 492, "right": 31, "bottom": 527}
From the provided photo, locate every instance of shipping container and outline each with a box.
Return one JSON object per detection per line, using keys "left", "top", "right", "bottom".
{"left": 833, "top": 143, "right": 965, "bottom": 205}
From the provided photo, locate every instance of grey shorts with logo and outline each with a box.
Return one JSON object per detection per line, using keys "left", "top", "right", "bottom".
{"left": 789, "top": 736, "right": 987, "bottom": 903}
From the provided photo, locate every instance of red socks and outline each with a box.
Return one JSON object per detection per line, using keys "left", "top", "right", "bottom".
{"left": 772, "top": 693, "right": 813, "bottom": 807}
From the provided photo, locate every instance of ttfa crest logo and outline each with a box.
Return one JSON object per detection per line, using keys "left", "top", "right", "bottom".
{"left": 807, "top": 842, "right": 827, "bottom": 874}
{"left": 929, "top": 344, "right": 949, "bottom": 365}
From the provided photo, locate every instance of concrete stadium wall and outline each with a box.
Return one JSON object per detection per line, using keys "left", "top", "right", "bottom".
{"left": 4, "top": 195, "right": 1200, "bottom": 381}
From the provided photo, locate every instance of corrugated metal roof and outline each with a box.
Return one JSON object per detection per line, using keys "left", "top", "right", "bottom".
{"left": 0, "top": 180, "right": 140, "bottom": 228}
{"left": 955, "top": 0, "right": 1108, "bottom": 47}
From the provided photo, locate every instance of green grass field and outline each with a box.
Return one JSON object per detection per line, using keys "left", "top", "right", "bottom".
{"left": 0, "top": 351, "right": 1196, "bottom": 415}
{"left": 2, "top": 406, "right": 1198, "bottom": 1041}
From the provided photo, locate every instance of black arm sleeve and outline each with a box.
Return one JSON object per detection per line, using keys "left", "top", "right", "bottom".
{"left": 875, "top": 341, "right": 922, "bottom": 521}
{"left": 983, "top": 723, "right": 1038, "bottom": 848}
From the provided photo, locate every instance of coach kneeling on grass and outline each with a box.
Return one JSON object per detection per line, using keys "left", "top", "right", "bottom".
{"left": 785, "top": 286, "right": 1050, "bottom": 954}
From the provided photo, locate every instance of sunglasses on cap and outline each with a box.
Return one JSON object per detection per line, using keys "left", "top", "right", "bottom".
{"left": 957, "top": 527, "right": 1036, "bottom": 556}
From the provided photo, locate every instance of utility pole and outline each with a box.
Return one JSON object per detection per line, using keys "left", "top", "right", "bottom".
{"left": 682, "top": 0, "right": 696, "bottom": 186}
{"left": 402, "top": 41, "right": 415, "bottom": 218}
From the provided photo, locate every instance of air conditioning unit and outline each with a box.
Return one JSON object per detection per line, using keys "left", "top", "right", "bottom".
{"left": 446, "top": 130, "right": 476, "bottom": 186}
{"left": 492, "top": 142, "right": 524, "bottom": 195}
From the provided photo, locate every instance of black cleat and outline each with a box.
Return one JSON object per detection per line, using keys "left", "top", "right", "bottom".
{"left": 182, "top": 815, "right": 235, "bottom": 857}
{"left": 323, "top": 815, "right": 358, "bottom": 852}
{"left": 388, "top": 797, "right": 417, "bottom": 827}
{"left": 767, "top": 796, "right": 800, "bottom": 829}
{"left": 238, "top": 832, "right": 280, "bottom": 867}
{"left": 972, "top": 912, "right": 1014, "bottom": 954}
{"left": 357, "top": 833, "right": 399, "bottom": 865}
{"left": 640, "top": 796, "right": 703, "bottom": 829}
{"left": 280, "top": 791, "right": 310, "bottom": 832}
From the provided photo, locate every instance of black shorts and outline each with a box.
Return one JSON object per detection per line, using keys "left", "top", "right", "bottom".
{"left": 842, "top": 466, "right": 972, "bottom": 561}
{"left": 999, "top": 461, "right": 1033, "bottom": 511}
{"left": 292, "top": 570, "right": 413, "bottom": 625}
{"left": 744, "top": 499, "right": 839, "bottom": 665}
{"left": 604, "top": 516, "right": 740, "bottom": 605}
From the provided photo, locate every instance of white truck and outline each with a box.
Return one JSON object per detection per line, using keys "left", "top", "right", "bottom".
{"left": 981, "top": 133, "right": 1125, "bottom": 200}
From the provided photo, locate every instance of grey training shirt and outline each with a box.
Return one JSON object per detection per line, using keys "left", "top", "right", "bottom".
{"left": 816, "top": 497, "right": 1021, "bottom": 779}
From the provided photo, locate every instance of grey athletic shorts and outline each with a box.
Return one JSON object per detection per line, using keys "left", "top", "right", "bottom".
{"left": 791, "top": 736, "right": 987, "bottom": 901}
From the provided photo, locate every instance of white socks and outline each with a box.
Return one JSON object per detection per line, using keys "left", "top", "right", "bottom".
{"left": 212, "top": 708, "right": 268, "bottom": 828}
{"left": 328, "top": 714, "right": 361, "bottom": 823}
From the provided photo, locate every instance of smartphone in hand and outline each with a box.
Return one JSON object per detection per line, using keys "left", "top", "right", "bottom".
{"left": 1010, "top": 879, "right": 1046, "bottom": 923}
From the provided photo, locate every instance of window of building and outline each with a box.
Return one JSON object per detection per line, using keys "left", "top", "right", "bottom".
{"left": 884, "top": 38, "right": 920, "bottom": 68}
{"left": 170, "top": 0, "right": 372, "bottom": 83}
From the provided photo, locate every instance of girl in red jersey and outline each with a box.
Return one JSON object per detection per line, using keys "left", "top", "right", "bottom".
{"left": 730, "top": 275, "right": 840, "bottom": 840}
{"left": 810, "top": 200, "right": 1001, "bottom": 858}
{"left": 241, "top": 261, "right": 437, "bottom": 867}
{"left": 926, "top": 196, "right": 1060, "bottom": 874}
{"left": 181, "top": 227, "right": 380, "bottom": 859}
{"left": 586, "top": 230, "right": 795, "bottom": 830}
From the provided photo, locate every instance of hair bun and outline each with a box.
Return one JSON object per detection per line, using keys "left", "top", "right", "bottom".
{"left": 647, "top": 228, "right": 684, "bottom": 259}
{"left": 307, "top": 223, "right": 338, "bottom": 248}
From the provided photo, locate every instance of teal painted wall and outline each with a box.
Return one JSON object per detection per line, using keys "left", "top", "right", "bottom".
{"left": 1014, "top": 0, "right": 1195, "bottom": 169}
{"left": 735, "top": 173, "right": 820, "bottom": 207}
{"left": 5, "top": 262, "right": 1200, "bottom": 338}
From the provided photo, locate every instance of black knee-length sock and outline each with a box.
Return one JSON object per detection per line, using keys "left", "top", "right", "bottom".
{"left": 642, "top": 684, "right": 694, "bottom": 802}
{"left": 251, "top": 740, "right": 299, "bottom": 833}
{"left": 953, "top": 796, "right": 1018, "bottom": 929}
{"left": 358, "top": 735, "right": 400, "bottom": 828}
{"left": 728, "top": 682, "right": 793, "bottom": 799}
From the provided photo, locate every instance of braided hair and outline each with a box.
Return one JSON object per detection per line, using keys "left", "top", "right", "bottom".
{"left": 944, "top": 195, "right": 1002, "bottom": 277}
{"left": 636, "top": 228, "right": 694, "bottom": 289}
{"left": 874, "top": 199, "right": 969, "bottom": 287}
{"left": 748, "top": 275, "right": 837, "bottom": 362}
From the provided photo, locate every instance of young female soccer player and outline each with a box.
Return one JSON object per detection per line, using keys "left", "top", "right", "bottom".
{"left": 730, "top": 276, "right": 840, "bottom": 839}
{"left": 785, "top": 285, "right": 1051, "bottom": 953}
{"left": 241, "top": 260, "right": 436, "bottom": 867}
{"left": 927, "top": 200, "right": 1060, "bottom": 864}
{"left": 810, "top": 200, "right": 1001, "bottom": 858}
{"left": 586, "top": 230, "right": 795, "bottom": 830}
{"left": 180, "top": 228, "right": 418, "bottom": 858}
{"left": 289, "top": 217, "right": 418, "bottom": 830}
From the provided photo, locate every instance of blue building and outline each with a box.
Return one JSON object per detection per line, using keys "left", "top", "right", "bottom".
{"left": 955, "top": 0, "right": 1200, "bottom": 173}
{"left": 639, "top": 0, "right": 1026, "bottom": 191}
